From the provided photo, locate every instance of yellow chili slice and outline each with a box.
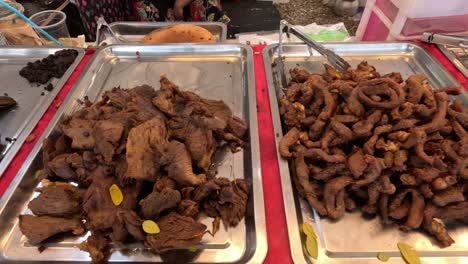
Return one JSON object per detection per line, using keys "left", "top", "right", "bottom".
{"left": 397, "top": 242, "right": 420, "bottom": 264}
{"left": 377, "top": 252, "right": 390, "bottom": 262}
{"left": 302, "top": 222, "right": 317, "bottom": 239}
{"left": 109, "top": 184, "right": 123, "bottom": 206}
{"left": 34, "top": 169, "right": 43, "bottom": 179}
{"left": 305, "top": 236, "right": 318, "bottom": 259}
{"left": 142, "top": 220, "right": 160, "bottom": 234}
{"left": 188, "top": 247, "right": 197, "bottom": 253}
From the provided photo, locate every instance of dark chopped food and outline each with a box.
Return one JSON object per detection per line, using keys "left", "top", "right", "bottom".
{"left": 279, "top": 62, "right": 467, "bottom": 248}
{"left": 145, "top": 212, "right": 207, "bottom": 253}
{"left": 0, "top": 95, "right": 17, "bottom": 109}
{"left": 19, "top": 215, "right": 85, "bottom": 245}
{"left": 44, "top": 83, "right": 54, "bottom": 91}
{"left": 19, "top": 49, "right": 78, "bottom": 84}
{"left": 19, "top": 75, "right": 250, "bottom": 263}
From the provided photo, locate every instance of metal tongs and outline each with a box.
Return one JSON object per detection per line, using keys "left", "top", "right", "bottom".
{"left": 94, "top": 17, "right": 121, "bottom": 46}
{"left": 277, "top": 20, "right": 351, "bottom": 87}
{"left": 421, "top": 32, "right": 468, "bottom": 48}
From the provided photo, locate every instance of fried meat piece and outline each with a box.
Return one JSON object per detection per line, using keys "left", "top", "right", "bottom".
{"left": 92, "top": 120, "right": 124, "bottom": 162}
{"left": 111, "top": 210, "right": 145, "bottom": 243}
{"left": 125, "top": 117, "right": 167, "bottom": 181}
{"left": 324, "top": 175, "right": 353, "bottom": 219}
{"left": 347, "top": 148, "right": 366, "bottom": 178}
{"left": 432, "top": 186, "right": 465, "bottom": 207}
{"left": 389, "top": 189, "right": 425, "bottom": 230}
{"left": 47, "top": 153, "right": 76, "bottom": 180}
{"left": 145, "top": 212, "right": 206, "bottom": 253}
{"left": 290, "top": 68, "right": 310, "bottom": 83}
{"left": 294, "top": 156, "right": 324, "bottom": 217}
{"left": 61, "top": 118, "right": 95, "bottom": 149}
{"left": 356, "top": 78, "right": 404, "bottom": 109}
{"left": 79, "top": 233, "right": 110, "bottom": 263}
{"left": 168, "top": 116, "right": 217, "bottom": 171}
{"left": 19, "top": 215, "right": 85, "bottom": 245}
{"left": 214, "top": 179, "right": 250, "bottom": 227}
{"left": 279, "top": 127, "right": 300, "bottom": 158}
{"left": 140, "top": 188, "right": 181, "bottom": 219}
{"left": 28, "top": 183, "right": 81, "bottom": 217}
{"left": 82, "top": 175, "right": 139, "bottom": 231}
{"left": 164, "top": 140, "right": 206, "bottom": 186}
{"left": 177, "top": 199, "right": 199, "bottom": 217}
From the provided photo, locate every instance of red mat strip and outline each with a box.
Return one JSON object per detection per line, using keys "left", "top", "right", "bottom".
{"left": 252, "top": 44, "right": 294, "bottom": 263}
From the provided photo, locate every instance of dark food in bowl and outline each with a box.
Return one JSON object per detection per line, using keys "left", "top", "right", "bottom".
{"left": 279, "top": 62, "right": 467, "bottom": 248}
{"left": 18, "top": 75, "right": 250, "bottom": 263}
{"left": 19, "top": 49, "right": 78, "bottom": 85}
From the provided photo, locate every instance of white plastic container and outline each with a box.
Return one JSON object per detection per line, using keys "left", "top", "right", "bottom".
{"left": 355, "top": 0, "right": 468, "bottom": 41}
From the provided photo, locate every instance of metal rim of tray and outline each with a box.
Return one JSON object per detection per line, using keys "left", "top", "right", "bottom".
{"left": 437, "top": 44, "right": 468, "bottom": 79}
{"left": 0, "top": 43, "right": 266, "bottom": 263}
{"left": 264, "top": 42, "right": 467, "bottom": 264}
{"left": 97, "top": 21, "right": 228, "bottom": 45}
{"left": 0, "top": 46, "right": 85, "bottom": 178}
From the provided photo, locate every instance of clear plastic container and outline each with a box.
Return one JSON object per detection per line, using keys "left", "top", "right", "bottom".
{"left": 0, "top": 1, "right": 41, "bottom": 45}
{"left": 356, "top": 0, "right": 468, "bottom": 41}
{"left": 29, "top": 10, "right": 70, "bottom": 39}
{"left": 0, "top": 1, "right": 26, "bottom": 30}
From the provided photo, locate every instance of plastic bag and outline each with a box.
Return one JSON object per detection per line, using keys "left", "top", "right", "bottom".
{"left": 238, "top": 22, "right": 351, "bottom": 45}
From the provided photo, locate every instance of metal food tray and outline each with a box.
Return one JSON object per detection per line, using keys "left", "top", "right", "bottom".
{"left": 0, "top": 44, "right": 266, "bottom": 263}
{"left": 97, "top": 22, "right": 227, "bottom": 45}
{"left": 438, "top": 44, "right": 468, "bottom": 79}
{"left": 0, "top": 47, "right": 84, "bottom": 178}
{"left": 264, "top": 42, "right": 468, "bottom": 264}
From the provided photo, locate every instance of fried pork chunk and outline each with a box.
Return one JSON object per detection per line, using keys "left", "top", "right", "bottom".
{"left": 145, "top": 212, "right": 207, "bottom": 253}
{"left": 19, "top": 75, "right": 250, "bottom": 263}
{"left": 279, "top": 62, "right": 467, "bottom": 248}
{"left": 125, "top": 116, "right": 167, "bottom": 181}
{"left": 19, "top": 215, "right": 85, "bottom": 245}
{"left": 28, "top": 182, "right": 81, "bottom": 217}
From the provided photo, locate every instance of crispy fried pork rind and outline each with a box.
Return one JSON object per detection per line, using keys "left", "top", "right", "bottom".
{"left": 278, "top": 62, "right": 467, "bottom": 248}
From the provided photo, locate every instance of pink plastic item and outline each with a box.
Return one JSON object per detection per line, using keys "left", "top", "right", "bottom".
{"left": 356, "top": 0, "right": 468, "bottom": 41}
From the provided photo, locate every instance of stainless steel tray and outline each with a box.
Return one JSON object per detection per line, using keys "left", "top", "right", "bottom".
{"left": 438, "top": 44, "right": 468, "bottom": 79}
{"left": 0, "top": 44, "right": 266, "bottom": 263}
{"left": 0, "top": 47, "right": 84, "bottom": 178}
{"left": 264, "top": 42, "right": 468, "bottom": 264}
{"left": 97, "top": 22, "right": 227, "bottom": 45}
